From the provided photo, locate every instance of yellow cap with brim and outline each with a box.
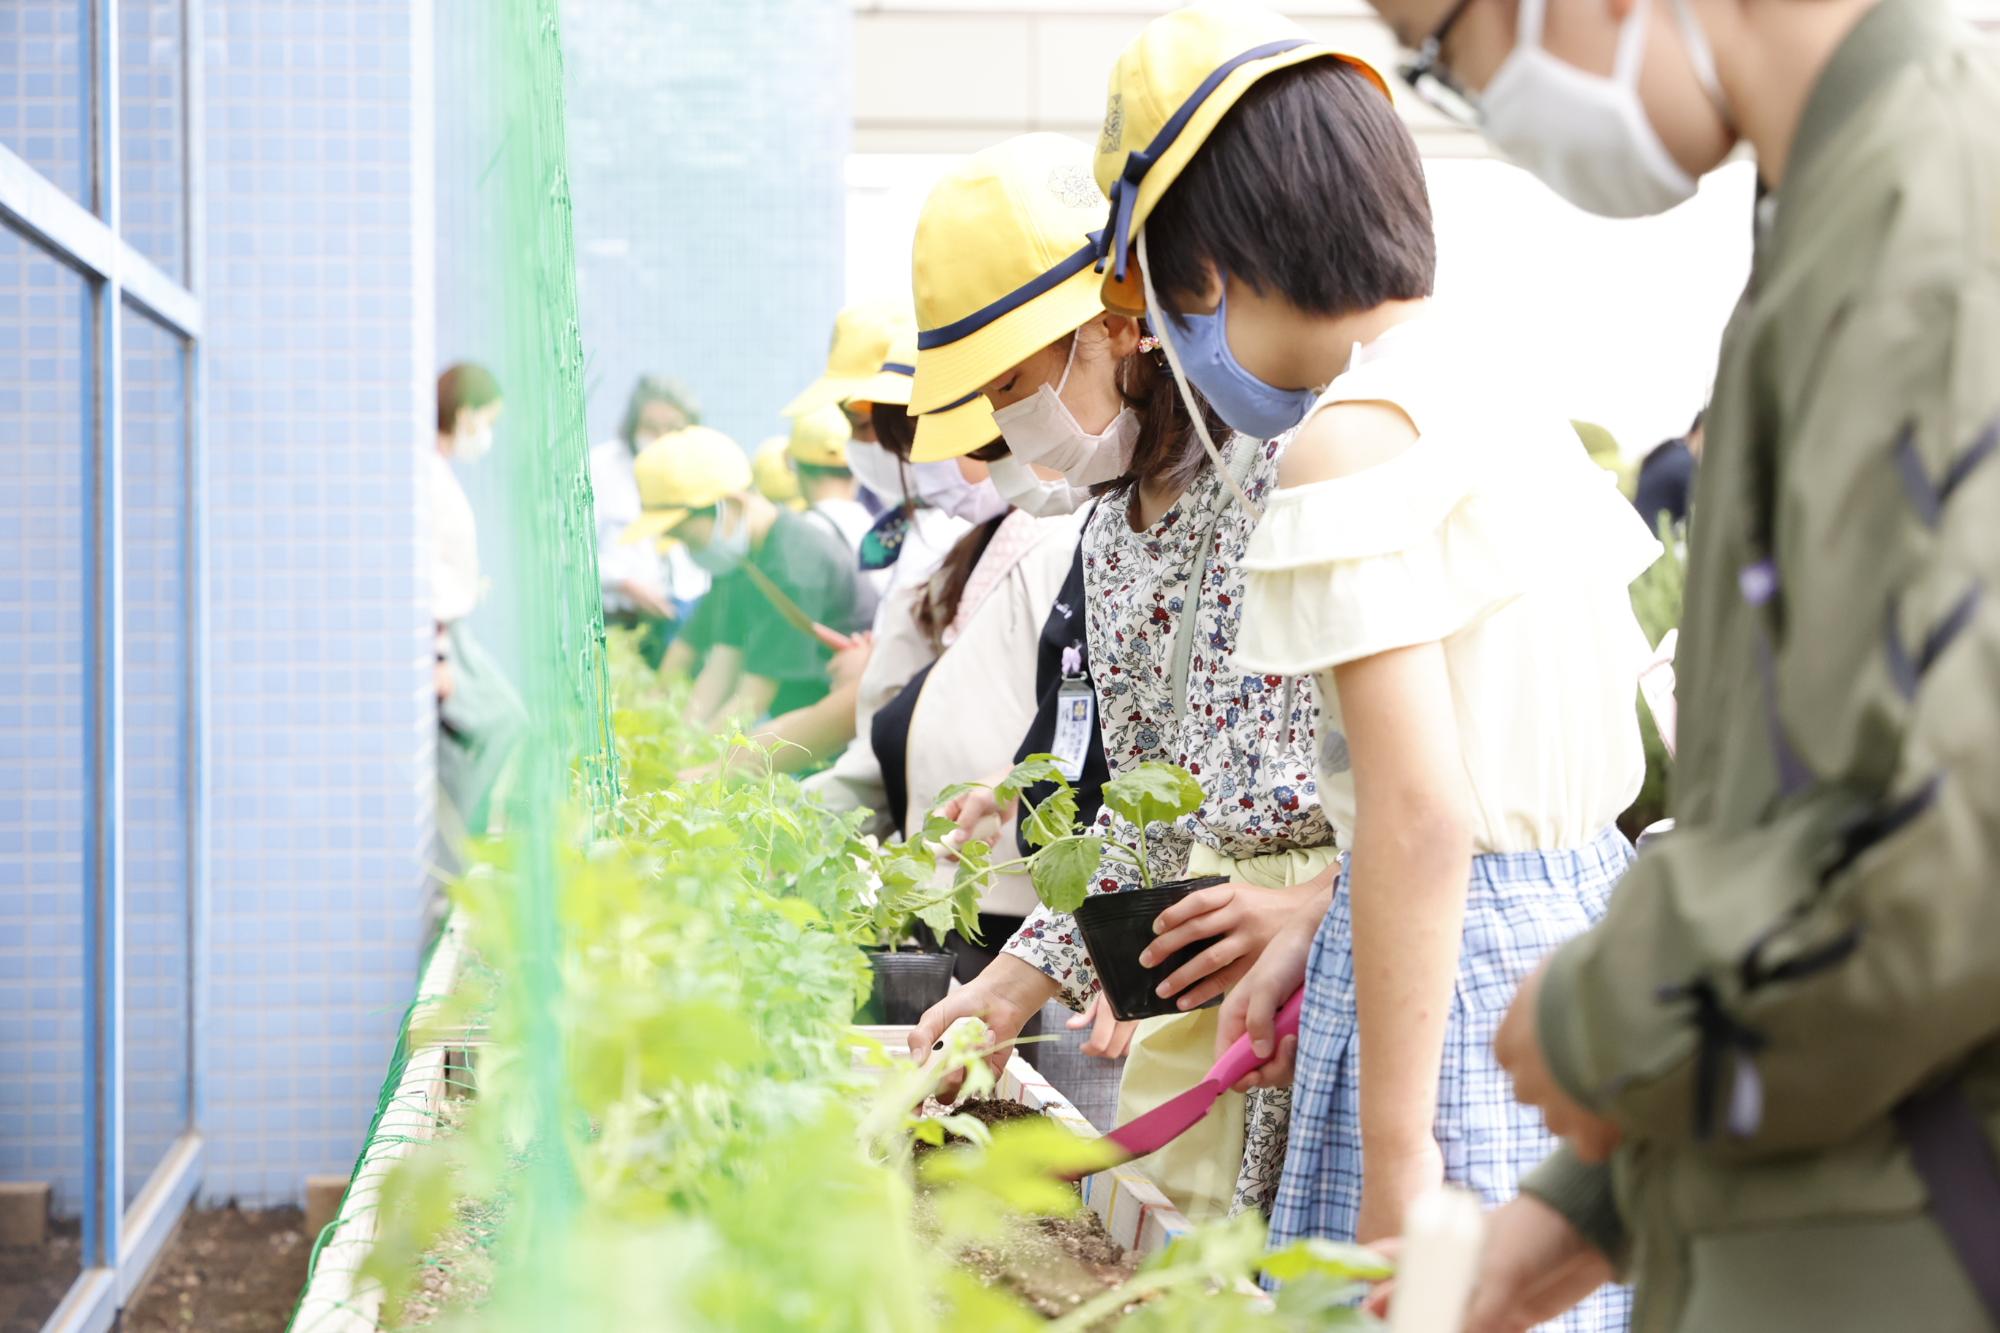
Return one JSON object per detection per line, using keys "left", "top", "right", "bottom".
{"left": 910, "top": 392, "right": 1004, "bottom": 463}
{"left": 908, "top": 133, "right": 1111, "bottom": 417}
{"left": 841, "top": 331, "right": 919, "bottom": 411}
{"left": 783, "top": 301, "right": 917, "bottom": 417}
{"left": 752, "top": 436, "right": 802, "bottom": 505}
{"left": 787, "top": 404, "right": 852, "bottom": 468}
{"left": 1091, "top": 1, "right": 1391, "bottom": 316}
{"left": 621, "top": 425, "right": 753, "bottom": 546}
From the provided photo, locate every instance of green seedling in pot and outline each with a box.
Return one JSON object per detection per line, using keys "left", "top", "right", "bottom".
{"left": 924, "top": 756, "right": 1206, "bottom": 915}
{"left": 849, "top": 832, "right": 985, "bottom": 951}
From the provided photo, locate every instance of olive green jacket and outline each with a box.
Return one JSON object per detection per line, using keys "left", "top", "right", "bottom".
{"left": 1522, "top": 4, "right": 2000, "bottom": 1329}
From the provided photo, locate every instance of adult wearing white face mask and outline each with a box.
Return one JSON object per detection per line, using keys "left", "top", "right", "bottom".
{"left": 432, "top": 362, "right": 525, "bottom": 846}
{"left": 1340, "top": 0, "right": 2000, "bottom": 1330}
{"left": 637, "top": 427, "right": 866, "bottom": 757}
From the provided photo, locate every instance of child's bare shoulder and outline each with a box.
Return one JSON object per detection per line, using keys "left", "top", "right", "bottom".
{"left": 1277, "top": 399, "right": 1419, "bottom": 490}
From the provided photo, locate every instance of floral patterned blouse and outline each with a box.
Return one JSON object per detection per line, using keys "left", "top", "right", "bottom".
{"left": 1002, "top": 432, "right": 1332, "bottom": 1008}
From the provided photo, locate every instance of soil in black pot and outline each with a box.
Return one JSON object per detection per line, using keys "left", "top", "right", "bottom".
{"left": 857, "top": 947, "right": 957, "bottom": 1025}
{"left": 1075, "top": 876, "right": 1229, "bottom": 1022}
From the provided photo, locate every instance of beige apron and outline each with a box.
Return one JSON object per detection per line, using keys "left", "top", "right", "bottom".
{"left": 1113, "top": 841, "right": 1341, "bottom": 1221}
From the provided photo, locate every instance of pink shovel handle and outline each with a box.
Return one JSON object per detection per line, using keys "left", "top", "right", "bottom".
{"left": 1207, "top": 985, "right": 1306, "bottom": 1090}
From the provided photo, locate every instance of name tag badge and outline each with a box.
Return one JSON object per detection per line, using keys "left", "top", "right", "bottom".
{"left": 1051, "top": 678, "right": 1096, "bottom": 781}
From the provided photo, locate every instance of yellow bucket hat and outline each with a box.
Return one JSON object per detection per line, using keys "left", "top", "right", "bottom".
{"left": 910, "top": 396, "right": 1003, "bottom": 464}
{"left": 622, "top": 425, "right": 753, "bottom": 545}
{"left": 1091, "top": 1, "right": 1391, "bottom": 315}
{"left": 787, "top": 404, "right": 852, "bottom": 469}
{"left": 752, "top": 435, "right": 804, "bottom": 505}
{"left": 908, "top": 133, "right": 1111, "bottom": 418}
{"left": 783, "top": 301, "right": 917, "bottom": 417}
{"left": 842, "top": 330, "right": 920, "bottom": 411}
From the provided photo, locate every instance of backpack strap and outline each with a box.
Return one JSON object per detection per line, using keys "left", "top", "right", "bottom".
{"left": 1894, "top": 1076, "right": 2000, "bottom": 1323}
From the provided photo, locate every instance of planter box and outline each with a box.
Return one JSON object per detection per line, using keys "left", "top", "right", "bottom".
{"left": 855, "top": 1024, "right": 1193, "bottom": 1261}
{"left": 290, "top": 917, "right": 472, "bottom": 1333}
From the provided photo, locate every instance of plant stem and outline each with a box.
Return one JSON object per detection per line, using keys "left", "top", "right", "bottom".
{"left": 1132, "top": 821, "right": 1151, "bottom": 890}
{"left": 1046, "top": 1260, "right": 1212, "bottom": 1331}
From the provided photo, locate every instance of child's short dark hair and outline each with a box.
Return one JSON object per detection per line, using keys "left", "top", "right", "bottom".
{"left": 1145, "top": 58, "right": 1436, "bottom": 318}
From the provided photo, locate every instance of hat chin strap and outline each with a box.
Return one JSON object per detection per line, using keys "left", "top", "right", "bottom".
{"left": 1136, "top": 230, "right": 1263, "bottom": 522}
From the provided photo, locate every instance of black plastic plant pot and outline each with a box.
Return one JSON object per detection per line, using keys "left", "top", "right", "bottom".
{"left": 1075, "top": 875, "right": 1230, "bottom": 1022}
{"left": 858, "top": 948, "right": 957, "bottom": 1026}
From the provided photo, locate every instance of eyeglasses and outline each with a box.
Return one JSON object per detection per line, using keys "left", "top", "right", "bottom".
{"left": 1396, "top": 0, "right": 1483, "bottom": 128}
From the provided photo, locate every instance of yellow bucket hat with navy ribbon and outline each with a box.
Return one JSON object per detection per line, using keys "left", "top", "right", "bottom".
{"left": 783, "top": 301, "right": 918, "bottom": 417}
{"left": 845, "top": 328, "right": 1003, "bottom": 464}
{"left": 907, "top": 133, "right": 1112, "bottom": 442}
{"left": 1091, "top": 1, "right": 1391, "bottom": 315}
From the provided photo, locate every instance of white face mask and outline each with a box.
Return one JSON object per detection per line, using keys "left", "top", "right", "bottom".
{"left": 1481, "top": 0, "right": 1715, "bottom": 219}
{"left": 845, "top": 439, "right": 908, "bottom": 503}
{"left": 987, "top": 452, "right": 1089, "bottom": 518}
{"left": 915, "top": 463, "right": 1009, "bottom": 524}
{"left": 455, "top": 422, "right": 495, "bottom": 462}
{"left": 990, "top": 335, "right": 1139, "bottom": 487}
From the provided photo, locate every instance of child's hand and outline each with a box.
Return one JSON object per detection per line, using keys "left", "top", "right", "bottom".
{"left": 1215, "top": 910, "right": 1317, "bottom": 1090}
{"left": 1066, "top": 994, "right": 1137, "bottom": 1059}
{"left": 1496, "top": 960, "right": 1623, "bottom": 1161}
{"left": 1140, "top": 881, "right": 1307, "bottom": 1011}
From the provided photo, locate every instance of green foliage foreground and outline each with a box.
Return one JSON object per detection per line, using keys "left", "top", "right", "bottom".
{"left": 348, "top": 638, "right": 1387, "bottom": 1331}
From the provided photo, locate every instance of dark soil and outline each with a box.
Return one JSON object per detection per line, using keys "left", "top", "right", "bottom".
{"left": 913, "top": 1099, "right": 1141, "bottom": 1322}
{"left": 912, "top": 1094, "right": 1049, "bottom": 1157}
{"left": 0, "top": 1219, "right": 81, "bottom": 1333}
{"left": 122, "top": 1205, "right": 311, "bottom": 1333}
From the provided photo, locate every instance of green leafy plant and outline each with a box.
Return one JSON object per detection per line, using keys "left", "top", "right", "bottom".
{"left": 922, "top": 757, "right": 1206, "bottom": 915}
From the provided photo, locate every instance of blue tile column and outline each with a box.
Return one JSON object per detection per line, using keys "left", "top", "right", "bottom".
{"left": 197, "top": 0, "right": 435, "bottom": 1205}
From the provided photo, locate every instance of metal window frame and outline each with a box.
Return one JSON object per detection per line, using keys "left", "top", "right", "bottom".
{"left": 0, "top": 2, "right": 206, "bottom": 1328}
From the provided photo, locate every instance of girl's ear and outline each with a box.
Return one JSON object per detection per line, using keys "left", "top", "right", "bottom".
{"left": 1102, "top": 315, "right": 1143, "bottom": 360}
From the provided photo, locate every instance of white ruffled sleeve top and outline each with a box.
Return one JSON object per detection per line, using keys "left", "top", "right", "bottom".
{"left": 1236, "top": 315, "right": 1662, "bottom": 854}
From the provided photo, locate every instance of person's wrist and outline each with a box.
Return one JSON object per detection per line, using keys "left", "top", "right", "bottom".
{"left": 988, "top": 954, "right": 1060, "bottom": 1011}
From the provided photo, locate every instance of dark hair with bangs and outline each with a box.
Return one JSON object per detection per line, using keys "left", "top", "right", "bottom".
{"left": 1144, "top": 58, "right": 1435, "bottom": 318}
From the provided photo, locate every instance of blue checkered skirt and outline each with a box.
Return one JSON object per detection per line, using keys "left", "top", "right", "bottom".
{"left": 1268, "top": 825, "right": 1634, "bottom": 1332}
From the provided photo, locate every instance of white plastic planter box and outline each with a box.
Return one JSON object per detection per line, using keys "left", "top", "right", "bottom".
{"left": 855, "top": 1024, "right": 1195, "bottom": 1261}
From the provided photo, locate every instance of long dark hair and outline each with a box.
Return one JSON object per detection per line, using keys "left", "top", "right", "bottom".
{"left": 914, "top": 517, "right": 1003, "bottom": 652}
{"left": 1098, "top": 326, "right": 1228, "bottom": 520}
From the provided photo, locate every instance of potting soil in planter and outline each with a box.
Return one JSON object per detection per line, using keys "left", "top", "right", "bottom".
{"left": 387, "top": 1097, "right": 506, "bottom": 1330}
{"left": 912, "top": 1099, "right": 1141, "bottom": 1322}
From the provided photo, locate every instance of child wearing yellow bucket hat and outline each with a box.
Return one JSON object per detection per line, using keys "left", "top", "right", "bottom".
{"left": 633, "top": 426, "right": 867, "bottom": 749}
{"left": 901, "top": 130, "right": 1340, "bottom": 1226}
{"left": 752, "top": 436, "right": 805, "bottom": 509}
{"left": 1103, "top": 7, "right": 1656, "bottom": 1317}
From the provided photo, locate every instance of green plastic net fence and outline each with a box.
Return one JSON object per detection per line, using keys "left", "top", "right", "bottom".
{"left": 286, "top": 3, "right": 1393, "bottom": 1328}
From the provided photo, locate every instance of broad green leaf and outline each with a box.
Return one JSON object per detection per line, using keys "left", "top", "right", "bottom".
{"left": 995, "top": 754, "right": 1068, "bottom": 807}
{"left": 1262, "top": 1236, "right": 1394, "bottom": 1284}
{"left": 939, "top": 1270, "right": 1045, "bottom": 1333}
{"left": 1020, "top": 783, "right": 1079, "bottom": 850}
{"left": 1029, "top": 836, "right": 1101, "bottom": 914}
{"left": 1101, "top": 762, "right": 1204, "bottom": 832}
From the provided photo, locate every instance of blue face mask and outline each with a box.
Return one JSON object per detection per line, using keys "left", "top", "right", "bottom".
{"left": 1158, "top": 280, "right": 1318, "bottom": 441}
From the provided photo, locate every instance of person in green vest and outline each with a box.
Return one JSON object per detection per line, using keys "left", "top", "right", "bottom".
{"left": 1348, "top": 0, "right": 2000, "bottom": 1328}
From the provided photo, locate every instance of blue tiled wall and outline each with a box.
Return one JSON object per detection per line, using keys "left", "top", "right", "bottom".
{"left": 121, "top": 309, "right": 192, "bottom": 1207}
{"left": 0, "top": 1, "right": 87, "bottom": 209}
{"left": 543, "top": 0, "right": 849, "bottom": 450}
{"left": 0, "top": 228, "right": 90, "bottom": 1216}
{"left": 197, "top": 0, "right": 434, "bottom": 1205}
{"left": 120, "top": 0, "right": 187, "bottom": 281}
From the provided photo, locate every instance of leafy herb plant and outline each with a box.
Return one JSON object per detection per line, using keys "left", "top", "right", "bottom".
{"left": 922, "top": 757, "right": 1207, "bottom": 915}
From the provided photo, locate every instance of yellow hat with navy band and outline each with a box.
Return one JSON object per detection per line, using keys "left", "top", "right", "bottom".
{"left": 787, "top": 404, "right": 852, "bottom": 468}
{"left": 911, "top": 394, "right": 1003, "bottom": 463}
{"left": 843, "top": 330, "right": 921, "bottom": 411}
{"left": 783, "top": 301, "right": 917, "bottom": 417}
{"left": 848, "top": 329, "right": 1004, "bottom": 463}
{"left": 908, "top": 133, "right": 1111, "bottom": 420}
{"left": 1091, "top": 1, "right": 1391, "bottom": 315}
{"left": 621, "top": 425, "right": 753, "bottom": 546}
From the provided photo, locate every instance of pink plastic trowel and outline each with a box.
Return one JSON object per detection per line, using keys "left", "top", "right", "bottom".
{"left": 1097, "top": 986, "right": 1306, "bottom": 1166}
